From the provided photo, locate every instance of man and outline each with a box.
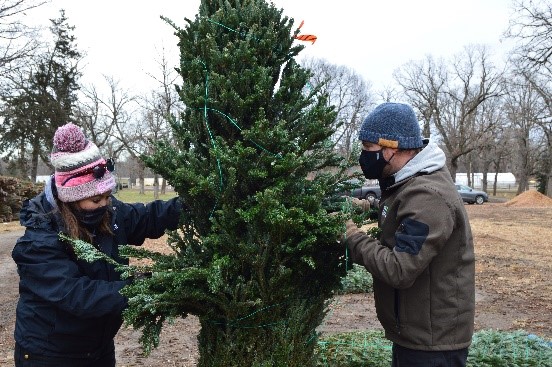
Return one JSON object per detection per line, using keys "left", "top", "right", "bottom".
{"left": 344, "top": 102, "right": 475, "bottom": 367}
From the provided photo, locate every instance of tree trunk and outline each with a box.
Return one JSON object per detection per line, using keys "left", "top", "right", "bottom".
{"left": 139, "top": 177, "right": 145, "bottom": 194}
{"left": 161, "top": 178, "right": 167, "bottom": 195}
{"left": 29, "top": 136, "right": 40, "bottom": 183}
{"left": 153, "top": 174, "right": 159, "bottom": 200}
{"left": 17, "top": 139, "right": 28, "bottom": 179}
{"left": 482, "top": 160, "right": 491, "bottom": 193}
{"left": 30, "top": 146, "right": 39, "bottom": 183}
{"left": 467, "top": 161, "right": 472, "bottom": 187}
{"left": 517, "top": 171, "right": 529, "bottom": 195}
{"left": 196, "top": 299, "right": 324, "bottom": 367}
{"left": 449, "top": 156, "right": 459, "bottom": 182}
{"left": 137, "top": 161, "right": 146, "bottom": 195}
{"left": 492, "top": 157, "right": 504, "bottom": 196}
{"left": 544, "top": 167, "right": 552, "bottom": 197}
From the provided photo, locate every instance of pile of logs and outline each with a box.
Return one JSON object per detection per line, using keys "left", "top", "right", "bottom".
{"left": 0, "top": 176, "right": 44, "bottom": 222}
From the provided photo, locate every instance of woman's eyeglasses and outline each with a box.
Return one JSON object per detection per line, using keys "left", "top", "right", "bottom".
{"left": 61, "top": 159, "right": 115, "bottom": 186}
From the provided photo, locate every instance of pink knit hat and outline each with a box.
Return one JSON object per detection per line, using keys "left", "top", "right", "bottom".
{"left": 50, "top": 123, "right": 116, "bottom": 202}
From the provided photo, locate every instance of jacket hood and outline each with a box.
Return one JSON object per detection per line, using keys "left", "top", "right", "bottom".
{"left": 44, "top": 175, "right": 58, "bottom": 209}
{"left": 393, "top": 139, "right": 446, "bottom": 183}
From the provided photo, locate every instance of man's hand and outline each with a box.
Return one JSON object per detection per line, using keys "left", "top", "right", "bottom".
{"left": 351, "top": 198, "right": 371, "bottom": 212}
{"left": 344, "top": 219, "right": 361, "bottom": 241}
{"left": 367, "top": 197, "right": 380, "bottom": 209}
{"left": 128, "top": 272, "right": 153, "bottom": 284}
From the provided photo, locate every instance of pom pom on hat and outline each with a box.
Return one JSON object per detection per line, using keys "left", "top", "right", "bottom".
{"left": 53, "top": 123, "right": 87, "bottom": 153}
{"left": 358, "top": 102, "right": 423, "bottom": 149}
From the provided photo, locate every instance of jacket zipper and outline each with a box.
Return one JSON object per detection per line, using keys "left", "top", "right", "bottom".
{"left": 394, "top": 288, "right": 401, "bottom": 334}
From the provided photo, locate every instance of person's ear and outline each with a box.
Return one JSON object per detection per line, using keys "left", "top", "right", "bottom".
{"left": 383, "top": 147, "right": 397, "bottom": 160}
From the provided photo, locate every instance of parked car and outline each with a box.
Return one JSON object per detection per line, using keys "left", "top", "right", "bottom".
{"left": 340, "top": 179, "right": 381, "bottom": 202}
{"left": 455, "top": 184, "right": 488, "bottom": 205}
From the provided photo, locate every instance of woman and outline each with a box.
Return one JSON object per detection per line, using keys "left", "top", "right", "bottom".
{"left": 12, "top": 123, "right": 183, "bottom": 366}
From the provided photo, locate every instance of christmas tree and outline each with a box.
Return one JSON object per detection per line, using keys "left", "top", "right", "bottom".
{"left": 121, "top": 1, "right": 353, "bottom": 365}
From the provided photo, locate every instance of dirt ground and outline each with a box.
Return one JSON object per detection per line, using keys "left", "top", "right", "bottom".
{"left": 0, "top": 192, "right": 551, "bottom": 366}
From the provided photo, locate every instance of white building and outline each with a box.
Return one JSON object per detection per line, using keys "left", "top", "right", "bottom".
{"left": 36, "top": 175, "right": 51, "bottom": 184}
{"left": 455, "top": 173, "right": 516, "bottom": 189}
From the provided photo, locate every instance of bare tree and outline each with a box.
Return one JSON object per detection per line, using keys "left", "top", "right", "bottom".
{"left": 503, "top": 71, "right": 544, "bottom": 194}
{"left": 77, "top": 76, "right": 140, "bottom": 190}
{"left": 505, "top": 0, "right": 552, "bottom": 196}
{"left": 141, "top": 47, "right": 184, "bottom": 196}
{"left": 0, "top": 0, "right": 45, "bottom": 83}
{"left": 394, "top": 45, "right": 504, "bottom": 180}
{"left": 301, "top": 57, "right": 374, "bottom": 160}
{"left": 75, "top": 83, "right": 116, "bottom": 149}
{"left": 376, "top": 85, "right": 402, "bottom": 104}
{"left": 144, "top": 46, "right": 182, "bottom": 122}
{"left": 98, "top": 78, "right": 148, "bottom": 192}
{"left": 506, "top": 0, "right": 552, "bottom": 74}
{"left": 1, "top": 9, "right": 81, "bottom": 181}
{"left": 521, "top": 71, "right": 552, "bottom": 195}
{"left": 393, "top": 55, "right": 448, "bottom": 138}
{"left": 134, "top": 102, "right": 171, "bottom": 199}
{"left": 465, "top": 97, "right": 507, "bottom": 192}
{"left": 79, "top": 61, "right": 183, "bottom": 198}
{"left": 490, "top": 127, "right": 516, "bottom": 195}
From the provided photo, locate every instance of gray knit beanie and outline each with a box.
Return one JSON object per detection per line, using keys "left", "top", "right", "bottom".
{"left": 358, "top": 102, "right": 423, "bottom": 149}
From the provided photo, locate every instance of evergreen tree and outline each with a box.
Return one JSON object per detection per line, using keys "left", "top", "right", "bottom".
{"left": 121, "top": 1, "right": 354, "bottom": 365}
{"left": 0, "top": 10, "right": 81, "bottom": 180}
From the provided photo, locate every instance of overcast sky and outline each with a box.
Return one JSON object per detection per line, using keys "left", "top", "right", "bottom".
{"left": 28, "top": 0, "right": 516, "bottom": 94}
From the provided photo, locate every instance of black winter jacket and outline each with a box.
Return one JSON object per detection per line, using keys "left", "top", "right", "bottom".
{"left": 12, "top": 188, "right": 182, "bottom": 359}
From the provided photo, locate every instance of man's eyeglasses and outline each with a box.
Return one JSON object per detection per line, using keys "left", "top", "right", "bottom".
{"left": 61, "top": 158, "right": 115, "bottom": 186}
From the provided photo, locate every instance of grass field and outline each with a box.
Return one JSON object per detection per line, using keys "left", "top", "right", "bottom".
{"left": 112, "top": 188, "right": 178, "bottom": 203}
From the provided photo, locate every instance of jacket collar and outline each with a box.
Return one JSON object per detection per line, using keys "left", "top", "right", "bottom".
{"left": 379, "top": 139, "right": 446, "bottom": 192}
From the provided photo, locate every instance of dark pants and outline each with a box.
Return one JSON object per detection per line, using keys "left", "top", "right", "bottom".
{"left": 14, "top": 343, "right": 116, "bottom": 367}
{"left": 392, "top": 343, "right": 469, "bottom": 367}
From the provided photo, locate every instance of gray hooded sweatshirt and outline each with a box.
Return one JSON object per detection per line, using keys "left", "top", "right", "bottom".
{"left": 346, "top": 141, "right": 475, "bottom": 351}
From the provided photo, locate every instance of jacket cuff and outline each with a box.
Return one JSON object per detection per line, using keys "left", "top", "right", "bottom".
{"left": 345, "top": 219, "right": 361, "bottom": 239}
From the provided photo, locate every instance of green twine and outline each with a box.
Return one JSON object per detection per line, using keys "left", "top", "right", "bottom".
{"left": 207, "top": 18, "right": 262, "bottom": 43}
{"left": 210, "top": 301, "right": 287, "bottom": 329}
{"left": 201, "top": 107, "right": 281, "bottom": 158}
{"left": 193, "top": 59, "right": 223, "bottom": 219}
{"left": 191, "top": 19, "right": 288, "bottom": 217}
{"left": 340, "top": 196, "right": 354, "bottom": 272}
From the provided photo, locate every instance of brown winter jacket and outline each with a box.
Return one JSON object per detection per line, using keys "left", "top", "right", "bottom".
{"left": 346, "top": 142, "right": 475, "bottom": 351}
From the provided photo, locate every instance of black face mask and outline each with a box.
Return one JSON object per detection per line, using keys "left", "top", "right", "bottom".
{"left": 359, "top": 149, "right": 390, "bottom": 180}
{"left": 75, "top": 206, "right": 108, "bottom": 228}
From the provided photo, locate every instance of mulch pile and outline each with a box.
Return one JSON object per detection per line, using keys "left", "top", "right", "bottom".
{"left": 503, "top": 190, "right": 552, "bottom": 207}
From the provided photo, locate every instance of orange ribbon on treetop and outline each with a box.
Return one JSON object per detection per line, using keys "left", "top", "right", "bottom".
{"left": 293, "top": 20, "right": 317, "bottom": 44}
